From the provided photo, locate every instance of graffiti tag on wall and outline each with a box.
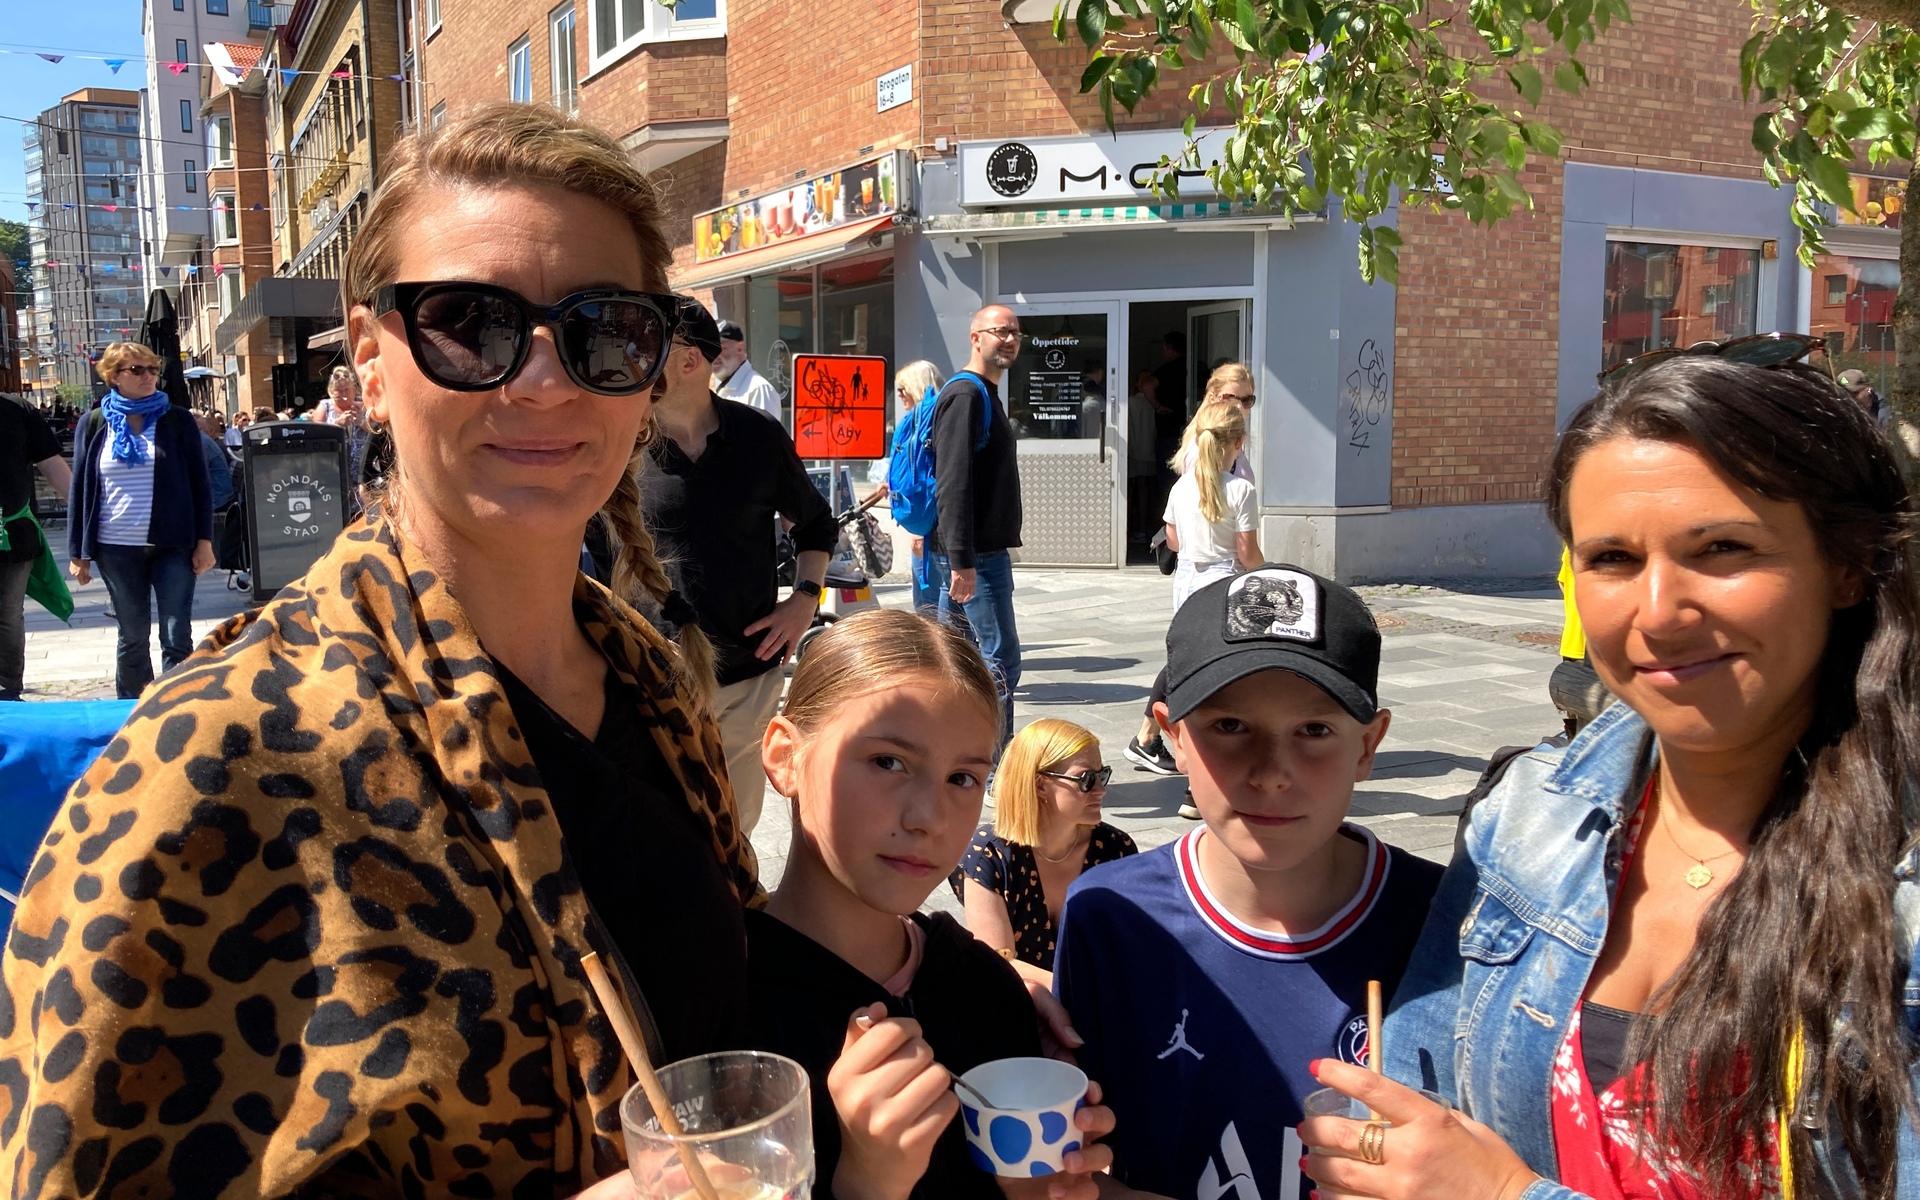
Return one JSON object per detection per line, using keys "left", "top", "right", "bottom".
{"left": 1341, "top": 338, "right": 1390, "bottom": 454}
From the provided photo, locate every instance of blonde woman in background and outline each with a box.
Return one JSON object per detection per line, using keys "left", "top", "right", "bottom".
{"left": 1126, "top": 400, "right": 1264, "bottom": 819}
{"left": 894, "top": 358, "right": 944, "bottom": 612}
{"left": 961, "top": 717, "right": 1138, "bottom": 985}
{"left": 1177, "top": 361, "right": 1257, "bottom": 481}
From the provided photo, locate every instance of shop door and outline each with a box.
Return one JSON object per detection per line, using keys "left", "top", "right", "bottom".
{"left": 1004, "top": 301, "right": 1122, "bottom": 566}
{"left": 1186, "top": 301, "right": 1249, "bottom": 416}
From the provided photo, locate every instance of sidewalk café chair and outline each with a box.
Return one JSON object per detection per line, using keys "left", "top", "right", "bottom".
{"left": 0, "top": 699, "right": 137, "bottom": 930}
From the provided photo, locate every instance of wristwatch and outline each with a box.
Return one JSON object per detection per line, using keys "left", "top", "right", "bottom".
{"left": 795, "top": 580, "right": 823, "bottom": 599}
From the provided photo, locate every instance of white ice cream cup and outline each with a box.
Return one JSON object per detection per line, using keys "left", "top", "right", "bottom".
{"left": 953, "top": 1057, "right": 1090, "bottom": 1178}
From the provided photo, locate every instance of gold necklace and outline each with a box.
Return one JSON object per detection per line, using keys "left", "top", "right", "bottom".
{"left": 1652, "top": 775, "right": 1744, "bottom": 889}
{"left": 1035, "top": 829, "right": 1089, "bottom": 864}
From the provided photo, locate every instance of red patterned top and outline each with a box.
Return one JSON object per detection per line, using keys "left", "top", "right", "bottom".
{"left": 1548, "top": 785, "right": 1779, "bottom": 1199}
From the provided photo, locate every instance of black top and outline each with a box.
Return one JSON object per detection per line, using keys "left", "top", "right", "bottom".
{"left": 745, "top": 908, "right": 1041, "bottom": 1200}
{"left": 1581, "top": 1001, "right": 1638, "bottom": 1091}
{"left": 642, "top": 396, "right": 837, "bottom": 685}
{"left": 497, "top": 652, "right": 749, "bottom": 1065}
{"left": 0, "top": 398, "right": 61, "bottom": 565}
{"left": 929, "top": 374, "right": 1022, "bottom": 569}
{"left": 961, "top": 823, "right": 1138, "bottom": 970}
{"left": 69, "top": 404, "right": 214, "bottom": 560}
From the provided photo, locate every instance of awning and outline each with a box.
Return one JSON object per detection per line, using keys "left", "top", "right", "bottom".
{"left": 674, "top": 214, "right": 893, "bottom": 290}
{"left": 921, "top": 201, "right": 1312, "bottom": 239}
{"left": 307, "top": 324, "right": 346, "bottom": 349}
{"left": 213, "top": 277, "right": 341, "bottom": 348}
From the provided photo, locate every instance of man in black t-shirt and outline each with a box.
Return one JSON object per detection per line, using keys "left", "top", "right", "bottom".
{"left": 641, "top": 301, "right": 835, "bottom": 832}
{"left": 0, "top": 398, "right": 73, "bottom": 701}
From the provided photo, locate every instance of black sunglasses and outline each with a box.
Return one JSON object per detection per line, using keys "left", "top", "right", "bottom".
{"left": 1040, "top": 766, "right": 1112, "bottom": 793}
{"left": 1597, "top": 331, "right": 1823, "bottom": 386}
{"left": 371, "top": 281, "right": 683, "bottom": 396}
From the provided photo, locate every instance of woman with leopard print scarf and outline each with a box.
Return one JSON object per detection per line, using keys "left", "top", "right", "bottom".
{"left": 0, "top": 105, "right": 758, "bottom": 1198}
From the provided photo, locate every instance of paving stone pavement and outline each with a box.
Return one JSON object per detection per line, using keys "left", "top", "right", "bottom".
{"left": 14, "top": 535, "right": 1568, "bottom": 910}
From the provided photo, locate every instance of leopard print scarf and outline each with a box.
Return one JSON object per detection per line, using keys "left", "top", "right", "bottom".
{"left": 0, "top": 516, "right": 759, "bottom": 1197}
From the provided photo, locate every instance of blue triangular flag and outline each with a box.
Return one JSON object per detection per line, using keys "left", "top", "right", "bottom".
{"left": 281, "top": 68, "right": 299, "bottom": 86}
{"left": 105, "top": 59, "right": 126, "bottom": 73}
{"left": 160, "top": 267, "right": 173, "bottom": 278}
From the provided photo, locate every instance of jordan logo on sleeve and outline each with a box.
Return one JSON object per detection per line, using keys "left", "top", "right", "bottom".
{"left": 1158, "top": 1008, "right": 1204, "bottom": 1061}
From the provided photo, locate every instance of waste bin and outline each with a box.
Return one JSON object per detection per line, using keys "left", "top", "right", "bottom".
{"left": 241, "top": 420, "right": 350, "bottom": 603}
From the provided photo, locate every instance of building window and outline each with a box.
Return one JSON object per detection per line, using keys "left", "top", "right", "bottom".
{"left": 550, "top": 4, "right": 578, "bottom": 112}
{"left": 173, "top": 0, "right": 184, "bottom": 9}
{"left": 1600, "top": 240, "right": 1761, "bottom": 374}
{"left": 213, "top": 193, "right": 238, "bottom": 243}
{"left": 179, "top": 99, "right": 193, "bottom": 133}
{"left": 219, "top": 271, "right": 242, "bottom": 315}
{"left": 207, "top": 0, "right": 230, "bottom": 13}
{"left": 185, "top": 158, "right": 197, "bottom": 192}
{"left": 591, "top": 0, "right": 725, "bottom": 61}
{"left": 175, "top": 39, "right": 189, "bottom": 63}
{"left": 430, "top": 101, "right": 446, "bottom": 129}
{"left": 210, "top": 115, "right": 234, "bottom": 166}
{"left": 508, "top": 36, "right": 532, "bottom": 103}
{"left": 425, "top": 0, "right": 440, "bottom": 30}
{"left": 1810, "top": 252, "right": 1899, "bottom": 396}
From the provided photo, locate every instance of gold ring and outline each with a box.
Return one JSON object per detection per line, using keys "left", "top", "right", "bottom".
{"left": 1358, "top": 1120, "right": 1388, "bottom": 1165}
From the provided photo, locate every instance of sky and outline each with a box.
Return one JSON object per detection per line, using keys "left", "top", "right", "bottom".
{"left": 0, "top": 1, "right": 147, "bottom": 224}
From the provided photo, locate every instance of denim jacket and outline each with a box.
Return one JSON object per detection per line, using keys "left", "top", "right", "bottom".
{"left": 1384, "top": 702, "right": 1920, "bottom": 1200}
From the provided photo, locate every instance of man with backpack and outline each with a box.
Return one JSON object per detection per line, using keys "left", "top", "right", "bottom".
{"left": 932, "top": 305, "right": 1026, "bottom": 744}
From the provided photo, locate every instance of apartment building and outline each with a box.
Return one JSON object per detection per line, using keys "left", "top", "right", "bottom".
{"left": 413, "top": 0, "right": 1904, "bottom": 578}
{"left": 23, "top": 88, "right": 145, "bottom": 395}
{"left": 137, "top": 0, "right": 259, "bottom": 286}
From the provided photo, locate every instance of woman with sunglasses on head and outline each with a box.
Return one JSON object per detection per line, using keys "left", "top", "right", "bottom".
{"left": 0, "top": 105, "right": 755, "bottom": 1199}
{"left": 66, "top": 340, "right": 215, "bottom": 699}
{"left": 1298, "top": 346, "right": 1920, "bottom": 1200}
{"left": 961, "top": 718, "right": 1137, "bottom": 986}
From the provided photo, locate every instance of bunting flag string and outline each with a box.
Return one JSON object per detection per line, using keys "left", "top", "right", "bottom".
{"left": 0, "top": 44, "right": 409, "bottom": 86}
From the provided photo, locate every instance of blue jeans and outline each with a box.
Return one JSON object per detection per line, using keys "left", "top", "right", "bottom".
{"left": 910, "top": 547, "right": 948, "bottom": 616}
{"left": 933, "top": 550, "right": 1019, "bottom": 745}
{"left": 92, "top": 543, "right": 196, "bottom": 699}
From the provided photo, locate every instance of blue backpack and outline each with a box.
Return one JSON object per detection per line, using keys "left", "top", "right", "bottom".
{"left": 887, "top": 371, "right": 994, "bottom": 537}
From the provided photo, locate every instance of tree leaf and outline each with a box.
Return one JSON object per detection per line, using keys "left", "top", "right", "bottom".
{"left": 1836, "top": 107, "right": 1898, "bottom": 141}
{"left": 1553, "top": 60, "right": 1585, "bottom": 93}
{"left": 1508, "top": 63, "right": 1543, "bottom": 104}
{"left": 1217, "top": 16, "right": 1254, "bottom": 52}
{"left": 1751, "top": 113, "right": 1779, "bottom": 154}
{"left": 1080, "top": 54, "right": 1116, "bottom": 92}
{"left": 1802, "top": 153, "right": 1856, "bottom": 211}
{"left": 1521, "top": 120, "right": 1562, "bottom": 156}
{"left": 1076, "top": 0, "right": 1109, "bottom": 49}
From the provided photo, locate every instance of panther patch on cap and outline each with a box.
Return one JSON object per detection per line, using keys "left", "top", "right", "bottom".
{"left": 1224, "top": 568, "right": 1321, "bottom": 644}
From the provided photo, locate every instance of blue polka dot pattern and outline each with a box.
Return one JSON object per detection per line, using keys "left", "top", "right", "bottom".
{"left": 1039, "top": 1111, "right": 1068, "bottom": 1144}
{"left": 969, "top": 1144, "right": 997, "bottom": 1173}
{"left": 1029, "top": 1161, "right": 1056, "bottom": 1177}
{"left": 989, "top": 1114, "right": 1033, "bottom": 1163}
{"left": 963, "top": 1105, "right": 980, "bottom": 1136}
{"left": 1062, "top": 1140, "right": 1081, "bottom": 1158}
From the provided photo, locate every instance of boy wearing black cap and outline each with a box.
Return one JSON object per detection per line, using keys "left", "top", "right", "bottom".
{"left": 1053, "top": 565, "right": 1441, "bottom": 1200}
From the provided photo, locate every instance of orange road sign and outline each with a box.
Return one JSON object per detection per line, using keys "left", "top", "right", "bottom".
{"left": 792, "top": 353, "right": 888, "bottom": 459}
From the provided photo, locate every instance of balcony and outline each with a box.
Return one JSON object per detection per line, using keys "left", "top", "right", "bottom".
{"left": 248, "top": 2, "right": 275, "bottom": 30}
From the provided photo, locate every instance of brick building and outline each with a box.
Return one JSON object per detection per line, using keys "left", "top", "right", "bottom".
{"left": 418, "top": 0, "right": 1896, "bottom": 577}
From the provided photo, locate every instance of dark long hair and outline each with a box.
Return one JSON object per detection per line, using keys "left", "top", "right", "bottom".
{"left": 1546, "top": 357, "right": 1919, "bottom": 1196}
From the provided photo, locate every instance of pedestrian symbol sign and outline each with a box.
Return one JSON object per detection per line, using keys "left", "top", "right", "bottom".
{"left": 792, "top": 353, "right": 888, "bottom": 459}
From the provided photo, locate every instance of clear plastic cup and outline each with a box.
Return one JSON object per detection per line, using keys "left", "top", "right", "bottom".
{"left": 620, "top": 1051, "right": 813, "bottom": 1200}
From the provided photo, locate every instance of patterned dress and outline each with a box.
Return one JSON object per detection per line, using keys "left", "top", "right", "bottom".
{"left": 961, "top": 822, "right": 1137, "bottom": 968}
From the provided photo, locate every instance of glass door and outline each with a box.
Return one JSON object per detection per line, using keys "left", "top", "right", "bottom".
{"left": 1003, "top": 300, "right": 1122, "bottom": 566}
{"left": 1186, "top": 300, "right": 1249, "bottom": 417}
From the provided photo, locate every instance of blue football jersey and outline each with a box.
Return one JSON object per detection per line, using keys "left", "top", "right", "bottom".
{"left": 1054, "top": 825, "right": 1442, "bottom": 1200}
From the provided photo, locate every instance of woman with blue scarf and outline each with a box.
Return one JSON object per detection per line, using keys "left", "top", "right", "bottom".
{"left": 68, "top": 342, "right": 214, "bottom": 699}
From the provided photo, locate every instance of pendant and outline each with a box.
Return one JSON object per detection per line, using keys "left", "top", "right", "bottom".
{"left": 1684, "top": 862, "right": 1713, "bottom": 889}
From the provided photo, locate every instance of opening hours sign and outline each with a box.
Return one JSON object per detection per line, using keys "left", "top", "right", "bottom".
{"left": 792, "top": 354, "right": 889, "bottom": 459}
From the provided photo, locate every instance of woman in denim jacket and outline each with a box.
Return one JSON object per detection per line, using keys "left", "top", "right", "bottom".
{"left": 1298, "top": 354, "right": 1919, "bottom": 1200}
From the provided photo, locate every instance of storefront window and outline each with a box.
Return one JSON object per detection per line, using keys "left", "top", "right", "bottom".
{"left": 738, "top": 254, "right": 897, "bottom": 432}
{"left": 1810, "top": 252, "right": 1898, "bottom": 394}
{"left": 1601, "top": 241, "right": 1761, "bottom": 374}
{"left": 1005, "top": 312, "right": 1109, "bottom": 440}
{"left": 747, "top": 269, "right": 813, "bottom": 426}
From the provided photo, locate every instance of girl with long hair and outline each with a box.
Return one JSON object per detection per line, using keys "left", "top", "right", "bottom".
{"left": 749, "top": 608, "right": 1117, "bottom": 1200}
{"left": 1301, "top": 355, "right": 1920, "bottom": 1199}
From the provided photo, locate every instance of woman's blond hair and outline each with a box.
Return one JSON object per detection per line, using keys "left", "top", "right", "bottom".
{"left": 96, "top": 341, "right": 162, "bottom": 383}
{"left": 993, "top": 718, "right": 1100, "bottom": 846}
{"left": 1178, "top": 399, "right": 1248, "bottom": 523}
{"left": 1201, "top": 361, "right": 1254, "bottom": 407}
{"left": 894, "top": 361, "right": 942, "bottom": 411}
{"left": 782, "top": 608, "right": 999, "bottom": 740}
{"left": 338, "top": 103, "right": 716, "bottom": 701}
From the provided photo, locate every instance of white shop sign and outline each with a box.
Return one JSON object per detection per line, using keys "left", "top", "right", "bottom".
{"left": 958, "top": 127, "right": 1231, "bottom": 207}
